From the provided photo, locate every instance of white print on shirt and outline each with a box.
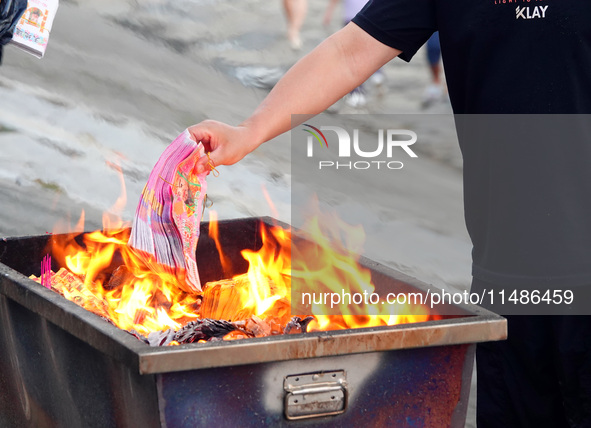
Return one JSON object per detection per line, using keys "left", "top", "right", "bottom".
{"left": 516, "top": 5, "right": 548, "bottom": 19}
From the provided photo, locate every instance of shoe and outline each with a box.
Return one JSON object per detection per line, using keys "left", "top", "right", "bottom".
{"left": 288, "top": 35, "right": 302, "bottom": 51}
{"left": 369, "top": 71, "right": 385, "bottom": 86}
{"left": 421, "top": 84, "right": 443, "bottom": 109}
{"left": 345, "top": 88, "right": 367, "bottom": 108}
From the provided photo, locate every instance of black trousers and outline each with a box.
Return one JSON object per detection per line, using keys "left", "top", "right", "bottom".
{"left": 472, "top": 305, "right": 591, "bottom": 426}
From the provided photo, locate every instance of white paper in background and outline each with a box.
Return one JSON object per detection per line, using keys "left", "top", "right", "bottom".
{"left": 10, "top": 0, "right": 59, "bottom": 58}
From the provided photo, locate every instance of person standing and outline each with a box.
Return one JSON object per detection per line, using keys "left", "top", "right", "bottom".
{"left": 188, "top": 1, "right": 591, "bottom": 426}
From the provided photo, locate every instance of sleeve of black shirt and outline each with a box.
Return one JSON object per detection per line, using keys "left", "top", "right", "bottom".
{"left": 352, "top": 0, "right": 437, "bottom": 62}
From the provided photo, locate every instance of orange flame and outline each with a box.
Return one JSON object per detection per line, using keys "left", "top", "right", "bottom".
{"left": 207, "top": 210, "right": 233, "bottom": 278}
{"left": 41, "top": 168, "right": 437, "bottom": 342}
{"left": 47, "top": 165, "right": 201, "bottom": 337}
{"left": 291, "top": 210, "right": 436, "bottom": 331}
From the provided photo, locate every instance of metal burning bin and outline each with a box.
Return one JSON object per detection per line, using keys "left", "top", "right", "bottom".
{"left": 0, "top": 217, "right": 506, "bottom": 428}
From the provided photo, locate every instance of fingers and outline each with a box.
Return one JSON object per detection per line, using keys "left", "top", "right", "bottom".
{"left": 187, "top": 120, "right": 215, "bottom": 151}
{"left": 187, "top": 121, "right": 218, "bottom": 174}
{"left": 194, "top": 148, "right": 214, "bottom": 175}
{"left": 188, "top": 120, "right": 244, "bottom": 175}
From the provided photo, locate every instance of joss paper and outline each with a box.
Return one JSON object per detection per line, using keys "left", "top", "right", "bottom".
{"left": 128, "top": 130, "right": 207, "bottom": 292}
{"left": 10, "top": 0, "right": 59, "bottom": 58}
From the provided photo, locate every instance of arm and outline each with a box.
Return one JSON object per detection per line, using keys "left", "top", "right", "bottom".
{"left": 191, "top": 23, "right": 401, "bottom": 173}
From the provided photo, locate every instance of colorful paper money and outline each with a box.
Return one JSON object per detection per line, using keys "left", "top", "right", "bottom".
{"left": 10, "top": 0, "right": 59, "bottom": 58}
{"left": 128, "top": 130, "right": 207, "bottom": 292}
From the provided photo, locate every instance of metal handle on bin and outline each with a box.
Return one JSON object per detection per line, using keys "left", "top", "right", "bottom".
{"left": 283, "top": 370, "right": 348, "bottom": 420}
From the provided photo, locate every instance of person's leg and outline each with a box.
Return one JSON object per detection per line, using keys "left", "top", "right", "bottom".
{"left": 421, "top": 32, "right": 443, "bottom": 108}
{"left": 282, "top": 0, "right": 307, "bottom": 49}
{"left": 552, "top": 315, "right": 591, "bottom": 426}
{"left": 426, "top": 32, "right": 442, "bottom": 85}
{"left": 476, "top": 315, "right": 569, "bottom": 427}
{"left": 471, "top": 279, "right": 570, "bottom": 427}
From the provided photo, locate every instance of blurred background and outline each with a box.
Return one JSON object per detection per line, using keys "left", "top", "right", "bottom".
{"left": 0, "top": 0, "right": 471, "bottom": 327}
{"left": 0, "top": 0, "right": 464, "bottom": 272}
{"left": 0, "top": 0, "right": 476, "bottom": 425}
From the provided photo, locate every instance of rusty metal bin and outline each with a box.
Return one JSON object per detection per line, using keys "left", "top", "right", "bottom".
{"left": 0, "top": 217, "right": 506, "bottom": 427}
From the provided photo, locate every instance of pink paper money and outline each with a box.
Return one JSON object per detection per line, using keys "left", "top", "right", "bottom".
{"left": 128, "top": 130, "right": 207, "bottom": 292}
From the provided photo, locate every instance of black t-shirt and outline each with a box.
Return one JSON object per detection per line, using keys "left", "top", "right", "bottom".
{"left": 353, "top": 0, "right": 591, "bottom": 287}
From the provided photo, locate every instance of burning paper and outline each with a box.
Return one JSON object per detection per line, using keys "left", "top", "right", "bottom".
{"left": 128, "top": 130, "right": 208, "bottom": 292}
{"left": 40, "top": 184, "right": 439, "bottom": 346}
{"left": 30, "top": 267, "right": 109, "bottom": 318}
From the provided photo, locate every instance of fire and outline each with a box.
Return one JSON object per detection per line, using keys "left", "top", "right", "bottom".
{"left": 290, "top": 212, "right": 436, "bottom": 331}
{"left": 47, "top": 163, "right": 201, "bottom": 337}
{"left": 36, "top": 168, "right": 437, "bottom": 343}
{"left": 50, "top": 222, "right": 202, "bottom": 336}
{"left": 43, "top": 209, "right": 437, "bottom": 341}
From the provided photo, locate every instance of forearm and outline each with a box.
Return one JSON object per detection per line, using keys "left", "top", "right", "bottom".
{"left": 241, "top": 23, "right": 400, "bottom": 149}
{"left": 189, "top": 23, "right": 400, "bottom": 171}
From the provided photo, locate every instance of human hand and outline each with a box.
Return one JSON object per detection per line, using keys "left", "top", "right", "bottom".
{"left": 188, "top": 120, "right": 260, "bottom": 175}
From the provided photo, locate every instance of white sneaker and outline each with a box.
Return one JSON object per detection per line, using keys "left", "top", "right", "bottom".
{"left": 345, "top": 90, "right": 367, "bottom": 108}
{"left": 421, "top": 84, "right": 443, "bottom": 109}
{"left": 289, "top": 35, "right": 302, "bottom": 51}
{"left": 369, "top": 71, "right": 385, "bottom": 86}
